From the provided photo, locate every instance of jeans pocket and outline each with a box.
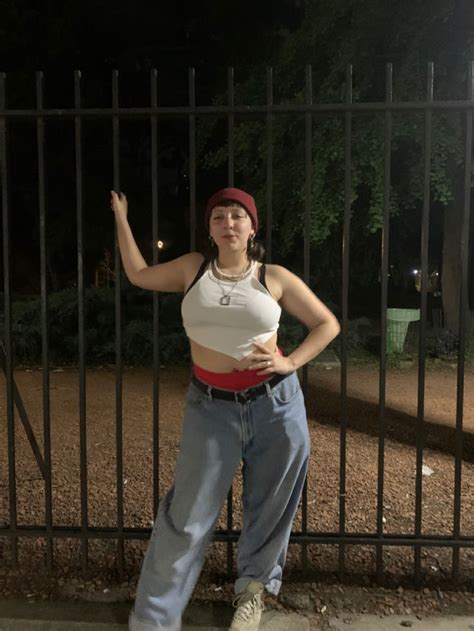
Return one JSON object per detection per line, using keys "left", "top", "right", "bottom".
{"left": 185, "top": 383, "right": 206, "bottom": 407}
{"left": 271, "top": 373, "right": 302, "bottom": 405}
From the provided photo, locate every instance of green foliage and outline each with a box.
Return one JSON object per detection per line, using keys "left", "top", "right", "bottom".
{"left": 5, "top": 287, "right": 192, "bottom": 367}
{"left": 385, "top": 350, "right": 405, "bottom": 369}
{"left": 197, "top": 0, "right": 474, "bottom": 297}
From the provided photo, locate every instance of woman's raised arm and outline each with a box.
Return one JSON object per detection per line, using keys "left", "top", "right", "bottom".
{"left": 110, "top": 190, "right": 201, "bottom": 293}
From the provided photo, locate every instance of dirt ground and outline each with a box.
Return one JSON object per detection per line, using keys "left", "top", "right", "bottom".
{"left": 0, "top": 362, "right": 473, "bottom": 618}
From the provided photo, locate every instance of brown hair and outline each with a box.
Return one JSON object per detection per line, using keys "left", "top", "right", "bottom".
{"left": 204, "top": 201, "right": 265, "bottom": 262}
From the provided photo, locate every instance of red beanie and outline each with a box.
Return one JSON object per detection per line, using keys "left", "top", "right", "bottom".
{"left": 205, "top": 187, "right": 259, "bottom": 233}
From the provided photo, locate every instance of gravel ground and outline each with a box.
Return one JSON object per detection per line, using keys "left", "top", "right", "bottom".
{"left": 0, "top": 363, "right": 473, "bottom": 621}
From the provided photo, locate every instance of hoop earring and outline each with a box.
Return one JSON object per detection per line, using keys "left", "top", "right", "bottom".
{"left": 248, "top": 236, "right": 255, "bottom": 251}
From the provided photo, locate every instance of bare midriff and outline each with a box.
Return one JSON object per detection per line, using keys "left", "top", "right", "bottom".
{"left": 189, "top": 332, "right": 279, "bottom": 373}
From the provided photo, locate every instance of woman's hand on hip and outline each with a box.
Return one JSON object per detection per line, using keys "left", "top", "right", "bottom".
{"left": 110, "top": 190, "right": 128, "bottom": 220}
{"left": 248, "top": 340, "right": 295, "bottom": 376}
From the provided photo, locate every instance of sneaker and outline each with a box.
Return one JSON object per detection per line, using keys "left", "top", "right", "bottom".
{"left": 229, "top": 581, "right": 265, "bottom": 631}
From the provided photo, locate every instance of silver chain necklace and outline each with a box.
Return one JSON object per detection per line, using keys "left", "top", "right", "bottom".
{"left": 212, "top": 259, "right": 253, "bottom": 305}
{"left": 214, "top": 258, "right": 252, "bottom": 279}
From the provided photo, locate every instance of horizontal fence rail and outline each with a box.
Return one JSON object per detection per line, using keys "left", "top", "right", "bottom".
{"left": 2, "top": 102, "right": 474, "bottom": 118}
{"left": 1, "top": 64, "right": 473, "bottom": 589}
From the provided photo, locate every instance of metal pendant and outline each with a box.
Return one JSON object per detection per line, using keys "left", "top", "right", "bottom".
{"left": 220, "top": 295, "right": 231, "bottom": 305}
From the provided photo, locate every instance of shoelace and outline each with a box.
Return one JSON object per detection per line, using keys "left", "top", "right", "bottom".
{"left": 232, "top": 592, "right": 264, "bottom": 621}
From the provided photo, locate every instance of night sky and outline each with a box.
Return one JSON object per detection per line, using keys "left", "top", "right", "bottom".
{"left": 1, "top": 1, "right": 473, "bottom": 319}
{"left": 1, "top": 0, "right": 305, "bottom": 291}
{"left": 0, "top": 1, "right": 301, "bottom": 75}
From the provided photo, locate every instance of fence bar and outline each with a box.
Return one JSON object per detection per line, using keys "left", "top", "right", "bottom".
{"left": 452, "top": 61, "right": 474, "bottom": 584}
{"left": 376, "top": 63, "right": 393, "bottom": 582}
{"left": 74, "top": 70, "right": 89, "bottom": 575}
{"left": 112, "top": 70, "right": 125, "bottom": 578}
{"left": 225, "top": 66, "right": 235, "bottom": 575}
{"left": 227, "top": 67, "right": 235, "bottom": 187}
{"left": 265, "top": 67, "right": 273, "bottom": 263}
{"left": 376, "top": 63, "right": 393, "bottom": 585}
{"left": 300, "top": 64, "right": 313, "bottom": 570}
{"left": 338, "top": 64, "right": 353, "bottom": 581}
{"left": 36, "top": 71, "right": 54, "bottom": 572}
{"left": 0, "top": 72, "right": 18, "bottom": 568}
{"left": 414, "top": 62, "right": 434, "bottom": 587}
{"left": 0, "top": 349, "right": 45, "bottom": 476}
{"left": 3, "top": 100, "right": 474, "bottom": 120}
{"left": 150, "top": 69, "right": 161, "bottom": 518}
{"left": 1, "top": 523, "right": 472, "bottom": 547}
{"left": 188, "top": 68, "right": 197, "bottom": 252}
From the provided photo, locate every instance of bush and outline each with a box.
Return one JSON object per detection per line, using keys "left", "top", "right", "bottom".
{"left": 4, "top": 286, "right": 191, "bottom": 366}
{"left": 2, "top": 287, "right": 342, "bottom": 367}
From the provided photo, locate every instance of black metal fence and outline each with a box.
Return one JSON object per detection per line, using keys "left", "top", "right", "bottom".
{"left": 1, "top": 64, "right": 473, "bottom": 588}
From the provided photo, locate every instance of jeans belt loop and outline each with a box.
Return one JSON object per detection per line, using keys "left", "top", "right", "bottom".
{"left": 234, "top": 390, "right": 250, "bottom": 404}
{"left": 207, "top": 385, "right": 213, "bottom": 401}
{"left": 264, "top": 381, "right": 273, "bottom": 398}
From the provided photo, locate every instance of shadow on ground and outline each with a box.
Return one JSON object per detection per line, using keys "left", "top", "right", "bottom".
{"left": 305, "top": 382, "right": 474, "bottom": 463}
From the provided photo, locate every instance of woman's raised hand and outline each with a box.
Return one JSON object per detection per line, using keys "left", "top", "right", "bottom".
{"left": 110, "top": 190, "right": 128, "bottom": 220}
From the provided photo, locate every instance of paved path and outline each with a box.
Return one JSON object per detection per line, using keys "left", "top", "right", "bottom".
{"left": 329, "top": 614, "right": 474, "bottom": 629}
{"left": 0, "top": 600, "right": 473, "bottom": 630}
{"left": 0, "top": 600, "right": 310, "bottom": 630}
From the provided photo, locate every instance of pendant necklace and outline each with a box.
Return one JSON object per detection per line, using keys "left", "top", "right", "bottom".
{"left": 212, "top": 259, "right": 253, "bottom": 305}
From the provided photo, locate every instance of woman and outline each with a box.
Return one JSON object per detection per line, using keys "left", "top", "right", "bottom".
{"left": 110, "top": 187, "right": 340, "bottom": 631}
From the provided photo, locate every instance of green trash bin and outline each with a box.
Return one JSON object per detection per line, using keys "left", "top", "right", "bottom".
{"left": 386, "top": 308, "right": 420, "bottom": 353}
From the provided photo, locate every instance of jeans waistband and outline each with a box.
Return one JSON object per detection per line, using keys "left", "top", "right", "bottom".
{"left": 191, "top": 371, "right": 289, "bottom": 403}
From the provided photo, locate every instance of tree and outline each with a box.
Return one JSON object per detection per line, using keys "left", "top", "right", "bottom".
{"left": 199, "top": 0, "right": 474, "bottom": 330}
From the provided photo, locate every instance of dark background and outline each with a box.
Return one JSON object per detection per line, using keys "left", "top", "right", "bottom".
{"left": 0, "top": 0, "right": 473, "bottom": 323}
{"left": 1, "top": 0, "right": 303, "bottom": 286}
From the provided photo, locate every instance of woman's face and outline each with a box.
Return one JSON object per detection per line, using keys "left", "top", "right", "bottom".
{"left": 209, "top": 203, "right": 254, "bottom": 252}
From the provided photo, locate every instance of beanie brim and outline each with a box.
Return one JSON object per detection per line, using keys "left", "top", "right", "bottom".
{"left": 205, "top": 187, "right": 258, "bottom": 233}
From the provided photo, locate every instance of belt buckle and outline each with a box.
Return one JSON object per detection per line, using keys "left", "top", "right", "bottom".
{"left": 234, "top": 389, "right": 251, "bottom": 404}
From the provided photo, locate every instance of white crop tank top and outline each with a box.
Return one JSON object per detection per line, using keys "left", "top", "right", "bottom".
{"left": 181, "top": 259, "right": 282, "bottom": 360}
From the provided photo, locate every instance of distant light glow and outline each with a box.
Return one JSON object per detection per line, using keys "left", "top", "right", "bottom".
{"left": 157, "top": 240, "right": 164, "bottom": 249}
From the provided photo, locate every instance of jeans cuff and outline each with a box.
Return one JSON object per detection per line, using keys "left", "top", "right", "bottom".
{"left": 234, "top": 576, "right": 282, "bottom": 597}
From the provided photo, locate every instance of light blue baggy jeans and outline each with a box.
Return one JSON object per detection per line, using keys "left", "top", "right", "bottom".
{"left": 129, "top": 370, "right": 310, "bottom": 631}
